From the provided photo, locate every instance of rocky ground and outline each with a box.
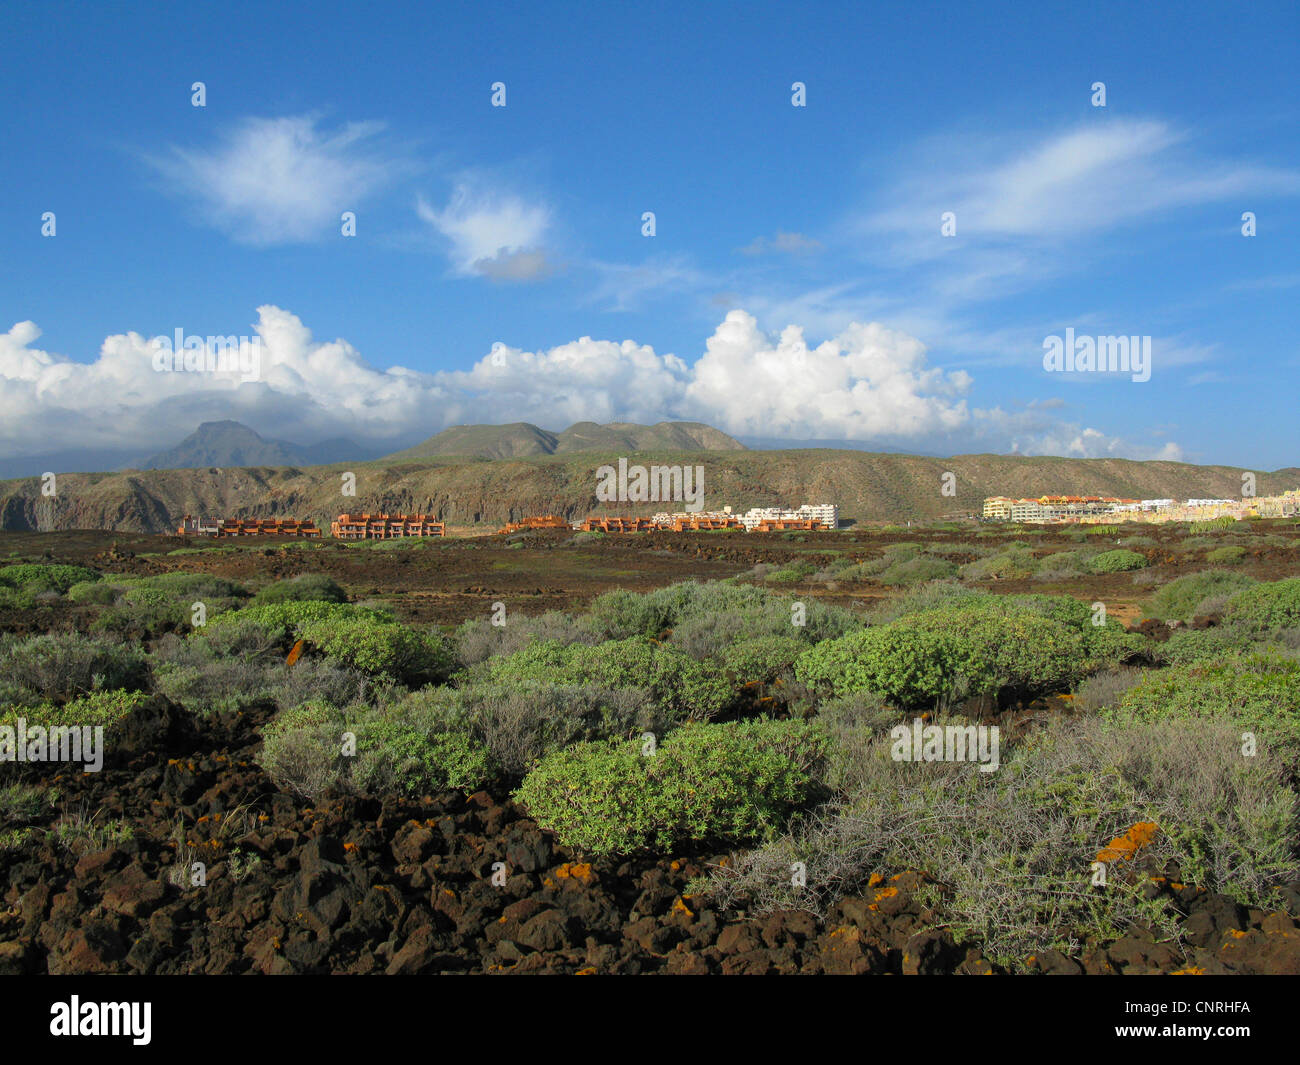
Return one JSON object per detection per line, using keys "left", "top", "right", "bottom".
{"left": 3, "top": 698, "right": 1298, "bottom": 976}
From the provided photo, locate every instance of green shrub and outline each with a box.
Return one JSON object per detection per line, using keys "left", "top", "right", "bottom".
{"left": 87, "top": 572, "right": 249, "bottom": 638}
{"left": 1191, "top": 516, "right": 1237, "bottom": 533}
{"left": 1157, "top": 627, "right": 1263, "bottom": 666}
{"left": 199, "top": 600, "right": 450, "bottom": 683}
{"left": 515, "top": 718, "right": 828, "bottom": 856}
{"left": 879, "top": 556, "right": 958, "bottom": 586}
{"left": 764, "top": 567, "right": 805, "bottom": 584}
{"left": 587, "top": 581, "right": 856, "bottom": 647}
{"left": 1001, "top": 593, "right": 1147, "bottom": 671}
{"left": 352, "top": 713, "right": 491, "bottom": 797}
{"left": 0, "top": 689, "right": 150, "bottom": 733}
{"left": 206, "top": 600, "right": 393, "bottom": 646}
{"left": 1088, "top": 549, "right": 1148, "bottom": 574}
{"left": 1032, "top": 550, "right": 1093, "bottom": 581}
{"left": 1205, "top": 545, "right": 1247, "bottom": 565}
{"left": 135, "top": 572, "right": 247, "bottom": 599}
{"left": 477, "top": 637, "right": 732, "bottom": 722}
{"left": 453, "top": 610, "right": 598, "bottom": 667}
{"left": 66, "top": 580, "right": 123, "bottom": 605}
{"left": 865, "top": 580, "right": 981, "bottom": 625}
{"left": 251, "top": 573, "right": 348, "bottom": 606}
{"left": 1146, "top": 571, "right": 1259, "bottom": 622}
{"left": 796, "top": 601, "right": 1088, "bottom": 710}
{"left": 0, "top": 564, "right": 100, "bottom": 595}
{"left": 1111, "top": 653, "right": 1300, "bottom": 761}
{"left": 960, "top": 549, "right": 1037, "bottom": 581}
{"left": 720, "top": 636, "right": 807, "bottom": 685}
{"left": 423, "top": 681, "right": 664, "bottom": 778}
{"left": 258, "top": 696, "right": 492, "bottom": 799}
{"left": 664, "top": 589, "right": 855, "bottom": 659}
{"left": 154, "top": 616, "right": 393, "bottom": 717}
{"left": 1224, "top": 577, "right": 1300, "bottom": 633}
{"left": 298, "top": 615, "right": 454, "bottom": 685}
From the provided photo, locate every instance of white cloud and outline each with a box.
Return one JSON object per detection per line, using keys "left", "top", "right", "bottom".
{"left": 683, "top": 310, "right": 970, "bottom": 439}
{"left": 0, "top": 308, "right": 1185, "bottom": 465}
{"left": 148, "top": 115, "right": 400, "bottom": 244}
{"left": 867, "top": 120, "right": 1300, "bottom": 243}
{"left": 418, "top": 182, "right": 552, "bottom": 280}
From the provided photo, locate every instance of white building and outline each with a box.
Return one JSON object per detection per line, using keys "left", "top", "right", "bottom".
{"left": 739, "top": 503, "right": 838, "bottom": 530}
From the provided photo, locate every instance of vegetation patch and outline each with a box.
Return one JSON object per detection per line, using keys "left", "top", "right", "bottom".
{"left": 515, "top": 718, "right": 828, "bottom": 856}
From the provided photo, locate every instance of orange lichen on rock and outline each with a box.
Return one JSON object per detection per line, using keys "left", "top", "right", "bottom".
{"left": 670, "top": 897, "right": 694, "bottom": 918}
{"left": 554, "top": 861, "right": 595, "bottom": 883}
{"left": 1095, "top": 821, "right": 1160, "bottom": 863}
{"left": 867, "top": 873, "right": 884, "bottom": 888}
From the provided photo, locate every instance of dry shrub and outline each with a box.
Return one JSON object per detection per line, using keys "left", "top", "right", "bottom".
{"left": 706, "top": 715, "right": 1296, "bottom": 968}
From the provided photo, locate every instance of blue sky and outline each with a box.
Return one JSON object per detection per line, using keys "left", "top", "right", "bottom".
{"left": 1, "top": 0, "right": 1297, "bottom": 470}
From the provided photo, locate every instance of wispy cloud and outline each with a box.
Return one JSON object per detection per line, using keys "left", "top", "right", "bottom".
{"left": 147, "top": 115, "right": 403, "bottom": 244}
{"left": 865, "top": 119, "right": 1300, "bottom": 245}
{"left": 584, "top": 256, "right": 710, "bottom": 312}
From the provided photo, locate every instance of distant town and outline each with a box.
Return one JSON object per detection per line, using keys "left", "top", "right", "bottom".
{"left": 176, "top": 503, "right": 841, "bottom": 539}
{"left": 983, "top": 489, "right": 1300, "bottom": 525}
{"left": 174, "top": 490, "right": 1300, "bottom": 540}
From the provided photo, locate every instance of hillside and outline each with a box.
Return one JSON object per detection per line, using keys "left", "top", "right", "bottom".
{"left": 383, "top": 420, "right": 745, "bottom": 461}
{"left": 1, "top": 449, "right": 1296, "bottom": 535}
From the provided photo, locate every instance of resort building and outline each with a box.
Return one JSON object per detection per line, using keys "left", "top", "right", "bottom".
{"left": 330, "top": 513, "right": 445, "bottom": 539}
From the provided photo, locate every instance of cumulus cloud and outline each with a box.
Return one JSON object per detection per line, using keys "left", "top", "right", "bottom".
{"left": 418, "top": 183, "right": 552, "bottom": 280}
{"left": 683, "top": 310, "right": 970, "bottom": 439}
{"left": 0, "top": 308, "right": 1181, "bottom": 464}
{"left": 147, "top": 115, "right": 400, "bottom": 244}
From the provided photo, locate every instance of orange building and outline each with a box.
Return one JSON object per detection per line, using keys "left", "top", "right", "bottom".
{"left": 580, "top": 516, "right": 656, "bottom": 533}
{"left": 176, "top": 514, "right": 321, "bottom": 538}
{"left": 330, "top": 513, "right": 445, "bottom": 539}
{"left": 497, "top": 514, "right": 572, "bottom": 534}
{"left": 670, "top": 515, "right": 742, "bottom": 531}
{"left": 752, "top": 518, "right": 819, "bottom": 532}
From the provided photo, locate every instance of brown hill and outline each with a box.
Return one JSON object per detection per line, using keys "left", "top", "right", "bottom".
{"left": 1, "top": 450, "right": 1295, "bottom": 535}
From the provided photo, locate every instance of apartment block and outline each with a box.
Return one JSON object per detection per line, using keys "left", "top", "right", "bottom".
{"left": 739, "top": 504, "right": 838, "bottom": 530}
{"left": 330, "top": 513, "right": 445, "bottom": 539}
{"left": 989, "top": 487, "right": 1300, "bottom": 525}
{"left": 176, "top": 515, "right": 321, "bottom": 538}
